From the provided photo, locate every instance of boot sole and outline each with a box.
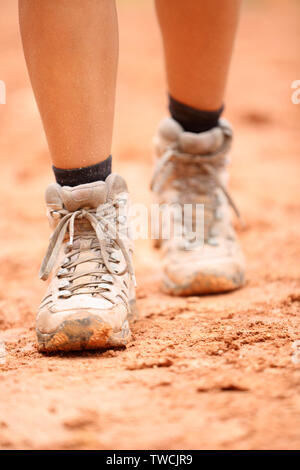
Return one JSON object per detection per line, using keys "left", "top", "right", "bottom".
{"left": 162, "top": 271, "right": 245, "bottom": 296}
{"left": 37, "top": 298, "right": 138, "bottom": 352}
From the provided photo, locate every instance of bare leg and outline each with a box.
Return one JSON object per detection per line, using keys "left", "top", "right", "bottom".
{"left": 19, "top": 0, "right": 118, "bottom": 169}
{"left": 155, "top": 0, "right": 241, "bottom": 110}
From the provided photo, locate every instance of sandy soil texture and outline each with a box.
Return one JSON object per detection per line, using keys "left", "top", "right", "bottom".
{"left": 0, "top": 0, "right": 299, "bottom": 450}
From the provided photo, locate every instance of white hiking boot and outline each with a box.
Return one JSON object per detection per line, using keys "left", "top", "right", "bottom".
{"left": 151, "top": 117, "right": 245, "bottom": 296}
{"left": 36, "top": 173, "right": 137, "bottom": 351}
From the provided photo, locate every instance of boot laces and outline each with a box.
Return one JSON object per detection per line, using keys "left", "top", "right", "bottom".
{"left": 39, "top": 201, "right": 136, "bottom": 300}
{"left": 151, "top": 147, "right": 243, "bottom": 246}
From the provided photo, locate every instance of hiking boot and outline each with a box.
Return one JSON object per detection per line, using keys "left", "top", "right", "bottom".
{"left": 36, "top": 173, "right": 137, "bottom": 351}
{"left": 151, "top": 117, "right": 245, "bottom": 296}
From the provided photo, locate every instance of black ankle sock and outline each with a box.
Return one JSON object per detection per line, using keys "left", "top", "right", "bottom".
{"left": 169, "top": 95, "right": 224, "bottom": 134}
{"left": 53, "top": 155, "right": 112, "bottom": 187}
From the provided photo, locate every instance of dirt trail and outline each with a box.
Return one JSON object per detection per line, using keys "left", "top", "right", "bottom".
{"left": 0, "top": 0, "right": 299, "bottom": 450}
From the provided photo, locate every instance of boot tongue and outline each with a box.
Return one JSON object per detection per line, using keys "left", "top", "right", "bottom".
{"left": 60, "top": 181, "right": 107, "bottom": 211}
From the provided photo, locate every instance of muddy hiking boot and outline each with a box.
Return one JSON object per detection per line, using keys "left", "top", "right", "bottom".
{"left": 151, "top": 117, "right": 245, "bottom": 296}
{"left": 36, "top": 173, "right": 137, "bottom": 352}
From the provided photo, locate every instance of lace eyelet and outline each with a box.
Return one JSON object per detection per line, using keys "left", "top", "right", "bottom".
{"left": 58, "top": 279, "right": 70, "bottom": 289}
{"left": 58, "top": 290, "right": 71, "bottom": 299}
{"left": 111, "top": 251, "right": 121, "bottom": 261}
{"left": 62, "top": 257, "right": 70, "bottom": 267}
{"left": 51, "top": 211, "right": 61, "bottom": 220}
{"left": 115, "top": 198, "right": 126, "bottom": 208}
{"left": 117, "top": 215, "right": 127, "bottom": 224}
{"left": 57, "top": 268, "right": 68, "bottom": 278}
{"left": 65, "top": 241, "right": 73, "bottom": 252}
{"left": 207, "top": 237, "right": 219, "bottom": 247}
{"left": 101, "top": 274, "right": 113, "bottom": 283}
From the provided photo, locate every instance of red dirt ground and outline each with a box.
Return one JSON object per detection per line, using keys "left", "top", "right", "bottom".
{"left": 0, "top": 0, "right": 299, "bottom": 450}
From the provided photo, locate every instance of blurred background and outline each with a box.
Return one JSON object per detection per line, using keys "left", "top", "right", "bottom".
{"left": 0, "top": 0, "right": 299, "bottom": 450}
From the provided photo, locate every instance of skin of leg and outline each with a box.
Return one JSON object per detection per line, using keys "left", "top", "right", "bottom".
{"left": 19, "top": 0, "right": 118, "bottom": 169}
{"left": 155, "top": 0, "right": 241, "bottom": 110}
